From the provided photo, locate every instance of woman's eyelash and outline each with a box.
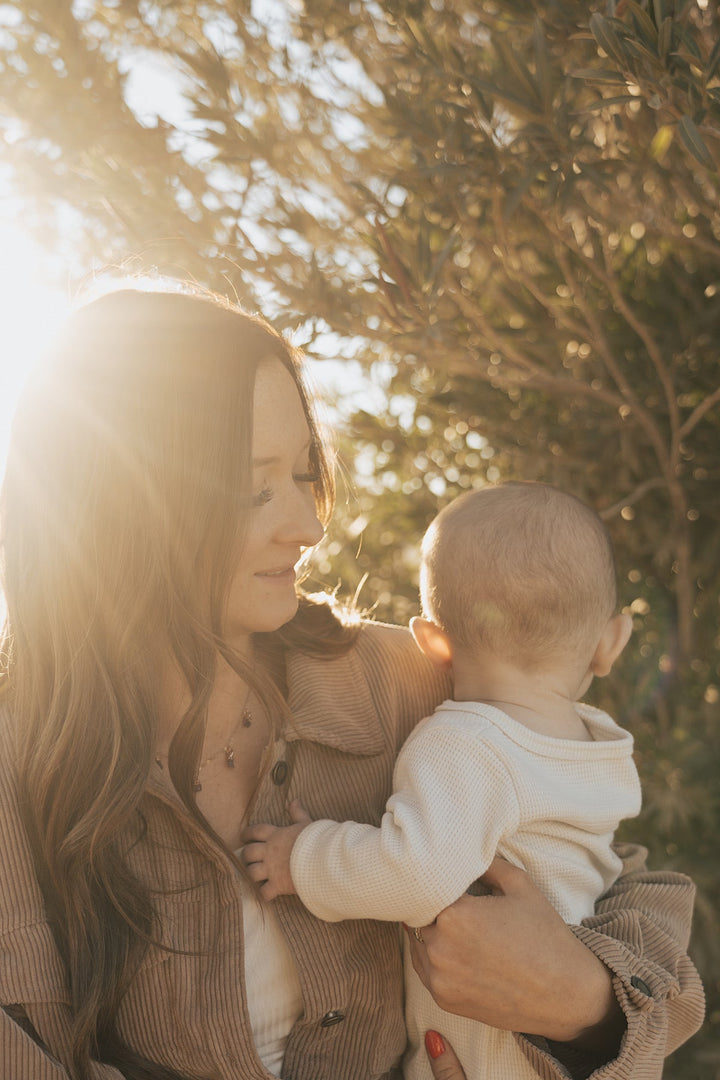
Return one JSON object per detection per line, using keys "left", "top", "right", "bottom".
{"left": 252, "top": 485, "right": 274, "bottom": 507}
{"left": 251, "top": 473, "right": 319, "bottom": 508}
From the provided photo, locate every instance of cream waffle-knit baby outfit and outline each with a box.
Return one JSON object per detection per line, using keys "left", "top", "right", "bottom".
{"left": 291, "top": 699, "right": 642, "bottom": 1080}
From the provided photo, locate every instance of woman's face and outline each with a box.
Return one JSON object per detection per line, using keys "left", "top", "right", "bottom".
{"left": 224, "top": 359, "right": 325, "bottom": 648}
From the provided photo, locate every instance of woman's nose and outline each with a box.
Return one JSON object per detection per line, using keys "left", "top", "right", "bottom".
{"left": 281, "top": 487, "right": 325, "bottom": 549}
{"left": 301, "top": 504, "right": 325, "bottom": 548}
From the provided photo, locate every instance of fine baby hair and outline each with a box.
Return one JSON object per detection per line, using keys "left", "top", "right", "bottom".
{"left": 418, "top": 481, "right": 618, "bottom": 669}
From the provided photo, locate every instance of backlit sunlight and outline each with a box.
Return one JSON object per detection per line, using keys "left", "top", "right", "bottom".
{"left": 0, "top": 217, "right": 70, "bottom": 476}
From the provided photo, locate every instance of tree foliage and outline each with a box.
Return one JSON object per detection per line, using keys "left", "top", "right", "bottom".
{"left": 1, "top": 1, "right": 718, "bottom": 1074}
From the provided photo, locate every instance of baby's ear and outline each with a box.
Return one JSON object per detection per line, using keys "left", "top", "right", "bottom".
{"left": 590, "top": 613, "right": 633, "bottom": 678}
{"left": 410, "top": 616, "right": 454, "bottom": 670}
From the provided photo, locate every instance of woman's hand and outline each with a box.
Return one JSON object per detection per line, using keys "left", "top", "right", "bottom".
{"left": 406, "top": 858, "right": 625, "bottom": 1051}
{"left": 424, "top": 1031, "right": 467, "bottom": 1080}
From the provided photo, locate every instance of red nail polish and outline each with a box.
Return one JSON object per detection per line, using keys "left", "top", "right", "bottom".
{"left": 425, "top": 1030, "right": 445, "bottom": 1060}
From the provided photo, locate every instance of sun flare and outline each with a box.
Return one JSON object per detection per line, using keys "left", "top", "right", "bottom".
{"left": 0, "top": 218, "right": 70, "bottom": 472}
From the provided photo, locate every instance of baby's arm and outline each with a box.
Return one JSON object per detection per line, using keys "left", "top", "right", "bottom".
{"left": 243, "top": 719, "right": 518, "bottom": 924}
{"left": 242, "top": 799, "right": 312, "bottom": 901}
{"left": 287, "top": 718, "right": 521, "bottom": 926}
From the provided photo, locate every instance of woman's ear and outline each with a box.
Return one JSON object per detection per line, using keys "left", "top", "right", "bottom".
{"left": 410, "top": 616, "right": 454, "bottom": 670}
{"left": 590, "top": 613, "right": 633, "bottom": 678}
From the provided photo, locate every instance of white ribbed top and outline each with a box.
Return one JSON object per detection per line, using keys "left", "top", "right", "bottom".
{"left": 236, "top": 870, "right": 303, "bottom": 1076}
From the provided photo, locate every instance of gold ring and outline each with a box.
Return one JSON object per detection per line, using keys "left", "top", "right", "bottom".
{"left": 413, "top": 926, "right": 424, "bottom": 944}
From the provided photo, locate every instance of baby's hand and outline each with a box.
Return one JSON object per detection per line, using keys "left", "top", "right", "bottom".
{"left": 240, "top": 799, "right": 312, "bottom": 901}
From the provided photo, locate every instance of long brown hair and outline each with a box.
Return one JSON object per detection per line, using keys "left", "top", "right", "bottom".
{"left": 0, "top": 286, "right": 352, "bottom": 1079}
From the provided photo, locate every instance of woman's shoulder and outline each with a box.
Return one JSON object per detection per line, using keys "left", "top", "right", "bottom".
{"left": 356, "top": 616, "right": 415, "bottom": 647}
{"left": 353, "top": 619, "right": 449, "bottom": 719}
{"left": 354, "top": 617, "right": 427, "bottom": 667}
{"left": 284, "top": 613, "right": 448, "bottom": 739}
{"left": 285, "top": 613, "right": 424, "bottom": 678}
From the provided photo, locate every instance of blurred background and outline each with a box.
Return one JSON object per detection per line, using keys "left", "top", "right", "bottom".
{"left": 0, "top": 1, "right": 718, "bottom": 1074}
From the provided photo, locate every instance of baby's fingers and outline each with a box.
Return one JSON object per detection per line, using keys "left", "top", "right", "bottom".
{"left": 258, "top": 879, "right": 282, "bottom": 902}
{"left": 240, "top": 823, "right": 276, "bottom": 844}
{"left": 240, "top": 841, "right": 266, "bottom": 867}
{"left": 287, "top": 798, "right": 312, "bottom": 826}
{"left": 245, "top": 861, "right": 269, "bottom": 884}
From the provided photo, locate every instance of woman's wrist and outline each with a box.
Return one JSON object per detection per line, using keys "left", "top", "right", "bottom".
{"left": 550, "top": 995, "right": 625, "bottom": 1053}
{"left": 546, "top": 959, "right": 613, "bottom": 1041}
{"left": 543, "top": 954, "right": 625, "bottom": 1068}
{"left": 541, "top": 947, "right": 623, "bottom": 1045}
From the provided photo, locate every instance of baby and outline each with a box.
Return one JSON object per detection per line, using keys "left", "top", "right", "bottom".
{"left": 242, "top": 482, "right": 642, "bottom": 1079}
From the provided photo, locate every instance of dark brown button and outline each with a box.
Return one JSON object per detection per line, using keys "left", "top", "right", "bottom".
{"left": 271, "top": 760, "right": 288, "bottom": 786}
{"left": 320, "top": 1010, "right": 345, "bottom": 1028}
{"left": 630, "top": 975, "right": 652, "bottom": 997}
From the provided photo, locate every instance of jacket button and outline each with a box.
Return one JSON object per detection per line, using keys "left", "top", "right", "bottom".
{"left": 320, "top": 1010, "right": 345, "bottom": 1028}
{"left": 271, "top": 760, "right": 288, "bottom": 786}
{"left": 630, "top": 975, "right": 652, "bottom": 997}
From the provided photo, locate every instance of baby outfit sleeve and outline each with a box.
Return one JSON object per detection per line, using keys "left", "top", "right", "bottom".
{"left": 290, "top": 712, "right": 521, "bottom": 927}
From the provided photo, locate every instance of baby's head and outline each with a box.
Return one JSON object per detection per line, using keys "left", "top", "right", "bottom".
{"left": 417, "top": 482, "right": 624, "bottom": 680}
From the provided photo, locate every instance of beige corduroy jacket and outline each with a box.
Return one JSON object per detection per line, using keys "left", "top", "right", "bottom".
{"left": 0, "top": 621, "right": 705, "bottom": 1080}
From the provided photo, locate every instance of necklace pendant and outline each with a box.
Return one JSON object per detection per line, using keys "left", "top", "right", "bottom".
{"left": 224, "top": 746, "right": 235, "bottom": 768}
{"left": 242, "top": 709, "right": 252, "bottom": 728}
{"left": 193, "top": 772, "right": 202, "bottom": 793}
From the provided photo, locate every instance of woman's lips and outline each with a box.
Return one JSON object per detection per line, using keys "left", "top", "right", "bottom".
{"left": 255, "top": 566, "right": 296, "bottom": 581}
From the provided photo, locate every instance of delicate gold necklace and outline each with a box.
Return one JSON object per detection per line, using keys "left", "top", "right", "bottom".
{"left": 155, "top": 690, "right": 253, "bottom": 792}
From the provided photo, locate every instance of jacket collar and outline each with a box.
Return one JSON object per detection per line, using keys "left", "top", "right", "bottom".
{"left": 283, "top": 636, "right": 385, "bottom": 756}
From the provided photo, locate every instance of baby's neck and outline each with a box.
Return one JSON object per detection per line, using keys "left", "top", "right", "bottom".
{"left": 452, "top": 664, "right": 592, "bottom": 742}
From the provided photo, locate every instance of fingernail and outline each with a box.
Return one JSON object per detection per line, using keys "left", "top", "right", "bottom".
{"left": 425, "top": 1031, "right": 445, "bottom": 1060}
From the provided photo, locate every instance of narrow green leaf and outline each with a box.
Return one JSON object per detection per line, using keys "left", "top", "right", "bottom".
{"left": 652, "top": 0, "right": 666, "bottom": 27}
{"left": 589, "top": 14, "right": 630, "bottom": 70}
{"left": 679, "top": 28, "right": 702, "bottom": 63}
{"left": 624, "top": 37, "right": 665, "bottom": 69}
{"left": 403, "top": 16, "right": 439, "bottom": 63}
{"left": 678, "top": 114, "right": 716, "bottom": 170}
{"left": 569, "top": 68, "right": 629, "bottom": 83}
{"left": 666, "top": 47, "right": 699, "bottom": 79}
{"left": 623, "top": 0, "right": 658, "bottom": 49}
{"left": 533, "top": 17, "right": 552, "bottom": 112}
{"left": 468, "top": 75, "right": 544, "bottom": 114}
{"left": 493, "top": 36, "right": 541, "bottom": 105}
{"left": 705, "top": 30, "right": 720, "bottom": 82}
{"left": 657, "top": 17, "right": 673, "bottom": 62}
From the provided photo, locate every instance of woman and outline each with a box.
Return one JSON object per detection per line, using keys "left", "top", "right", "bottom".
{"left": 0, "top": 286, "right": 703, "bottom": 1080}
